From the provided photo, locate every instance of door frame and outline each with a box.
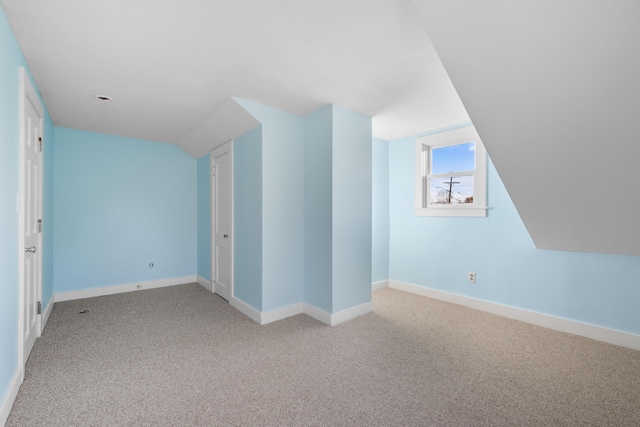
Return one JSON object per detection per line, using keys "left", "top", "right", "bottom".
{"left": 210, "top": 140, "right": 234, "bottom": 300}
{"left": 18, "top": 67, "right": 43, "bottom": 377}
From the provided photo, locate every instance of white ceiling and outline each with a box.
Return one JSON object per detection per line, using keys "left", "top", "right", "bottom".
{"left": 1, "top": 0, "right": 470, "bottom": 156}
{"left": 413, "top": 0, "right": 640, "bottom": 256}
{"left": 8, "top": 0, "right": 637, "bottom": 256}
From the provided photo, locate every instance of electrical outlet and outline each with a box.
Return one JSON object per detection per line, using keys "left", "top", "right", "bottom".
{"left": 468, "top": 272, "right": 476, "bottom": 283}
{"left": 149, "top": 262, "right": 154, "bottom": 268}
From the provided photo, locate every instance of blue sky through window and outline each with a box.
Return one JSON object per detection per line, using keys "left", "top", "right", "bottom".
{"left": 431, "top": 141, "right": 475, "bottom": 174}
{"left": 429, "top": 141, "right": 476, "bottom": 204}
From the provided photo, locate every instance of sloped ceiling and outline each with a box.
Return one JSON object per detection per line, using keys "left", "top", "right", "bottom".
{"left": 4, "top": 0, "right": 638, "bottom": 256}
{"left": 179, "top": 98, "right": 259, "bottom": 158}
{"left": 411, "top": 0, "right": 640, "bottom": 255}
{"left": 0, "top": 0, "right": 469, "bottom": 152}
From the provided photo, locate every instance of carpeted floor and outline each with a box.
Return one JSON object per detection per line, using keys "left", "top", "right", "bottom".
{"left": 7, "top": 284, "right": 640, "bottom": 426}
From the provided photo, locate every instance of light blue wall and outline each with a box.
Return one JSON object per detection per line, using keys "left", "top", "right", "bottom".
{"left": 389, "top": 135, "right": 640, "bottom": 335}
{"left": 372, "top": 137, "right": 389, "bottom": 284}
{"left": 236, "top": 100, "right": 305, "bottom": 312}
{"left": 0, "top": 7, "right": 54, "bottom": 406}
{"left": 303, "top": 106, "right": 333, "bottom": 312}
{"left": 196, "top": 154, "right": 211, "bottom": 281}
{"left": 0, "top": 6, "right": 24, "bottom": 405}
{"left": 234, "top": 125, "right": 263, "bottom": 310}
{"left": 53, "top": 128, "right": 197, "bottom": 293}
{"left": 332, "top": 105, "right": 372, "bottom": 312}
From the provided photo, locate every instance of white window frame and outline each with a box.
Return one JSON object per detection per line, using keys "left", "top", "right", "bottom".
{"left": 415, "top": 126, "right": 487, "bottom": 217}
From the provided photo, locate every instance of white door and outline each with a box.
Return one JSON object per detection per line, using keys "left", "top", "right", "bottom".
{"left": 19, "top": 68, "right": 43, "bottom": 368}
{"left": 211, "top": 141, "right": 233, "bottom": 301}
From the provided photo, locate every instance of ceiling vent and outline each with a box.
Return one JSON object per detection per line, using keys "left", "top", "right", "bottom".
{"left": 94, "top": 95, "right": 112, "bottom": 102}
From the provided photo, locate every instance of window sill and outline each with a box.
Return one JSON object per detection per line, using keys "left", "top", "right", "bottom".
{"left": 415, "top": 207, "right": 487, "bottom": 217}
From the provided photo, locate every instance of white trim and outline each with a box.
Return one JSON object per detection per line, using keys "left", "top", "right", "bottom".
{"left": 302, "top": 302, "right": 373, "bottom": 326}
{"left": 230, "top": 141, "right": 235, "bottom": 302}
{"left": 210, "top": 140, "right": 234, "bottom": 301}
{"left": 0, "top": 367, "right": 22, "bottom": 427}
{"left": 329, "top": 301, "right": 372, "bottom": 326}
{"left": 42, "top": 296, "right": 54, "bottom": 332}
{"left": 55, "top": 275, "right": 197, "bottom": 302}
{"left": 17, "top": 67, "right": 44, "bottom": 377}
{"left": 415, "top": 126, "right": 487, "bottom": 217}
{"left": 17, "top": 68, "right": 26, "bottom": 380}
{"left": 389, "top": 280, "right": 640, "bottom": 351}
{"left": 230, "top": 141, "right": 235, "bottom": 301}
{"left": 415, "top": 206, "right": 488, "bottom": 217}
{"left": 210, "top": 151, "right": 215, "bottom": 288}
{"left": 197, "top": 275, "right": 213, "bottom": 292}
{"left": 229, "top": 297, "right": 372, "bottom": 327}
{"left": 303, "top": 304, "right": 332, "bottom": 325}
{"left": 372, "top": 280, "right": 389, "bottom": 291}
{"left": 229, "top": 296, "right": 262, "bottom": 324}
{"left": 262, "top": 303, "right": 304, "bottom": 325}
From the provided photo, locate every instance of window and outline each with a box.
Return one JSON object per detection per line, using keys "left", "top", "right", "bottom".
{"left": 415, "top": 126, "right": 487, "bottom": 217}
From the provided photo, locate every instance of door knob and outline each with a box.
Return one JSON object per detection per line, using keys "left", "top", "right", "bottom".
{"left": 25, "top": 246, "right": 36, "bottom": 253}
{"left": 223, "top": 234, "right": 229, "bottom": 238}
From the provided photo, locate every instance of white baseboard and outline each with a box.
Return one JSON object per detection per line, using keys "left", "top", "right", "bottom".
{"left": 329, "top": 301, "right": 373, "bottom": 326}
{"left": 55, "top": 275, "right": 197, "bottom": 302}
{"left": 230, "top": 299, "right": 307, "bottom": 326}
{"left": 0, "top": 367, "right": 22, "bottom": 427}
{"left": 389, "top": 280, "right": 640, "bottom": 351}
{"left": 262, "top": 303, "right": 304, "bottom": 325}
{"left": 229, "top": 297, "right": 262, "bottom": 324}
{"left": 197, "top": 276, "right": 213, "bottom": 292}
{"left": 42, "top": 296, "right": 54, "bottom": 332}
{"left": 229, "top": 296, "right": 372, "bottom": 327}
{"left": 372, "top": 280, "right": 389, "bottom": 291}
{"left": 302, "top": 302, "right": 372, "bottom": 326}
{"left": 303, "top": 304, "right": 332, "bottom": 325}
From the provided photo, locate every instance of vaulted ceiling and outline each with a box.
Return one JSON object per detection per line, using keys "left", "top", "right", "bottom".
{"left": 3, "top": 0, "right": 639, "bottom": 256}
{"left": 412, "top": 0, "right": 640, "bottom": 256}
{"left": 0, "top": 0, "right": 469, "bottom": 157}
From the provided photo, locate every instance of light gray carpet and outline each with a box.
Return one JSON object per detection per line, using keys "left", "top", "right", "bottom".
{"left": 7, "top": 284, "right": 640, "bottom": 426}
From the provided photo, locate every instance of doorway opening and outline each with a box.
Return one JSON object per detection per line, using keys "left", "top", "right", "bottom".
{"left": 18, "top": 67, "right": 44, "bottom": 375}
{"left": 210, "top": 141, "right": 233, "bottom": 301}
